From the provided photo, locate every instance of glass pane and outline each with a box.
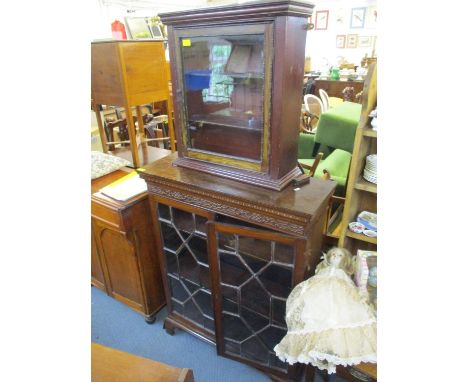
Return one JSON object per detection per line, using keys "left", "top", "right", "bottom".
{"left": 184, "top": 298, "right": 204, "bottom": 326}
{"left": 158, "top": 203, "right": 171, "bottom": 221}
{"left": 271, "top": 298, "right": 286, "bottom": 326}
{"left": 159, "top": 206, "right": 214, "bottom": 334}
{"left": 238, "top": 236, "right": 272, "bottom": 264}
{"left": 169, "top": 276, "right": 189, "bottom": 302}
{"left": 225, "top": 339, "right": 241, "bottom": 355}
{"left": 180, "top": 34, "right": 265, "bottom": 161}
{"left": 195, "top": 215, "right": 208, "bottom": 235}
{"left": 160, "top": 222, "right": 183, "bottom": 252}
{"left": 219, "top": 252, "right": 251, "bottom": 286}
{"left": 214, "top": 226, "right": 294, "bottom": 373}
{"left": 172, "top": 208, "right": 195, "bottom": 235}
{"left": 223, "top": 313, "right": 251, "bottom": 342}
{"left": 273, "top": 242, "right": 295, "bottom": 265}
{"left": 193, "top": 289, "right": 214, "bottom": 317}
{"left": 218, "top": 232, "right": 236, "bottom": 253}
{"left": 188, "top": 235, "right": 208, "bottom": 265}
{"left": 164, "top": 249, "right": 178, "bottom": 276}
{"left": 178, "top": 247, "right": 199, "bottom": 283}
{"left": 258, "top": 264, "right": 293, "bottom": 298}
{"left": 242, "top": 337, "right": 269, "bottom": 365}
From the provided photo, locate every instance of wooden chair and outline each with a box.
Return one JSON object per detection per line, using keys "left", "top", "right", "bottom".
{"left": 319, "top": 88, "right": 344, "bottom": 111}
{"left": 299, "top": 155, "right": 347, "bottom": 241}
{"left": 302, "top": 94, "right": 324, "bottom": 133}
{"left": 104, "top": 114, "right": 171, "bottom": 151}
{"left": 144, "top": 115, "right": 171, "bottom": 150}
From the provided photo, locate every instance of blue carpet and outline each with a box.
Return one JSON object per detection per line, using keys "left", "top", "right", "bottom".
{"left": 91, "top": 287, "right": 347, "bottom": 382}
{"left": 91, "top": 287, "right": 271, "bottom": 382}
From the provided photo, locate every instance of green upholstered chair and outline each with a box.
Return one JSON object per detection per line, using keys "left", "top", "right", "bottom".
{"left": 298, "top": 102, "right": 362, "bottom": 195}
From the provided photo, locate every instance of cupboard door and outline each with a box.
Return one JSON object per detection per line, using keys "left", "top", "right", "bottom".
{"left": 155, "top": 201, "right": 216, "bottom": 334}
{"left": 92, "top": 220, "right": 144, "bottom": 309}
{"left": 207, "top": 222, "right": 306, "bottom": 377}
{"left": 91, "top": 225, "right": 106, "bottom": 291}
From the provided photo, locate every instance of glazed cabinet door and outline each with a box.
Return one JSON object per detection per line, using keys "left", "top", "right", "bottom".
{"left": 172, "top": 23, "right": 273, "bottom": 172}
{"left": 153, "top": 199, "right": 217, "bottom": 339}
{"left": 207, "top": 222, "right": 306, "bottom": 379}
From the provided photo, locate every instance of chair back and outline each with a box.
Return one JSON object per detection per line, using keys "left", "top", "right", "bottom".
{"left": 318, "top": 89, "right": 330, "bottom": 111}
{"left": 303, "top": 94, "right": 324, "bottom": 133}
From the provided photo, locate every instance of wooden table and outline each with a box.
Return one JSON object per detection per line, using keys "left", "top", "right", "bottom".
{"left": 91, "top": 343, "right": 195, "bottom": 382}
{"left": 314, "top": 79, "right": 364, "bottom": 100}
{"left": 91, "top": 40, "right": 176, "bottom": 168}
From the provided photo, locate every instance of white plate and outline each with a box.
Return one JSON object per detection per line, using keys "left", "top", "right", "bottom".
{"left": 349, "top": 221, "right": 365, "bottom": 233}
{"left": 363, "top": 229, "right": 377, "bottom": 238}
{"left": 363, "top": 172, "right": 377, "bottom": 184}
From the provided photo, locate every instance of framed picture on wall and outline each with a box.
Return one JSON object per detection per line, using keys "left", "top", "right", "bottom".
{"left": 350, "top": 7, "right": 366, "bottom": 29}
{"left": 358, "top": 36, "right": 373, "bottom": 48}
{"left": 315, "top": 10, "right": 329, "bottom": 30}
{"left": 125, "top": 17, "right": 152, "bottom": 39}
{"left": 346, "top": 34, "right": 358, "bottom": 48}
{"left": 366, "top": 6, "right": 377, "bottom": 29}
{"left": 336, "top": 35, "right": 346, "bottom": 49}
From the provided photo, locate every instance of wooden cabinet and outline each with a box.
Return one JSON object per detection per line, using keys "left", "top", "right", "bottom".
{"left": 314, "top": 79, "right": 364, "bottom": 100}
{"left": 138, "top": 153, "right": 335, "bottom": 379}
{"left": 160, "top": 0, "right": 315, "bottom": 190}
{"left": 91, "top": 40, "right": 176, "bottom": 168}
{"left": 91, "top": 169, "right": 167, "bottom": 323}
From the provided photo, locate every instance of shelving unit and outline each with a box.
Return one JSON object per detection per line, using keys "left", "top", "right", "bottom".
{"left": 339, "top": 63, "right": 377, "bottom": 254}
{"left": 337, "top": 63, "right": 377, "bottom": 382}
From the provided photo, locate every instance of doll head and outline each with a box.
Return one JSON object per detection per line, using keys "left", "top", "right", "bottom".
{"left": 316, "top": 247, "right": 355, "bottom": 275}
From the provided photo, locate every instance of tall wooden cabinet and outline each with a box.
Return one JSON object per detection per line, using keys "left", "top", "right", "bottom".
{"left": 91, "top": 40, "right": 176, "bottom": 168}
{"left": 138, "top": 154, "right": 335, "bottom": 379}
{"left": 139, "top": 1, "right": 339, "bottom": 380}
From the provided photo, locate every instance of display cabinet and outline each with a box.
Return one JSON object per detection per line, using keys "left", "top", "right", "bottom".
{"left": 138, "top": 153, "right": 336, "bottom": 379}
{"left": 160, "top": 0, "right": 315, "bottom": 190}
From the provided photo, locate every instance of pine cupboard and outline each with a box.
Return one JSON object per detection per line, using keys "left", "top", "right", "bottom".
{"left": 91, "top": 169, "right": 166, "bottom": 323}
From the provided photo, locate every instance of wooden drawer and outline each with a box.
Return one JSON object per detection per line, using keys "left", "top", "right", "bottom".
{"left": 91, "top": 200, "right": 123, "bottom": 230}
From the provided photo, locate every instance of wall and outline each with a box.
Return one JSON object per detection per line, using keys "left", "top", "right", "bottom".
{"left": 305, "top": 0, "right": 377, "bottom": 71}
{"left": 93, "top": 0, "right": 209, "bottom": 39}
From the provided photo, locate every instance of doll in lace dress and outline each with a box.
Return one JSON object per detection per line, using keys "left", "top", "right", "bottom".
{"left": 274, "top": 247, "right": 377, "bottom": 374}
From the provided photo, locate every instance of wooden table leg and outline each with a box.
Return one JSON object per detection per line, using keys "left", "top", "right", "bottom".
{"left": 136, "top": 105, "right": 148, "bottom": 150}
{"left": 92, "top": 100, "right": 108, "bottom": 153}
{"left": 125, "top": 104, "right": 140, "bottom": 168}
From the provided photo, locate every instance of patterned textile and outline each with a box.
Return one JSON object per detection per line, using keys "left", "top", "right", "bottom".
{"left": 91, "top": 151, "right": 131, "bottom": 179}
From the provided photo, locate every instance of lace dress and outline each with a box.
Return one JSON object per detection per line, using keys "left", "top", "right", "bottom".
{"left": 274, "top": 264, "right": 377, "bottom": 374}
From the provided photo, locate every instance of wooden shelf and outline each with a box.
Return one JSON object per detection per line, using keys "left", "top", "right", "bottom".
{"left": 363, "top": 128, "right": 377, "bottom": 138}
{"left": 346, "top": 229, "right": 377, "bottom": 244}
{"left": 355, "top": 176, "right": 377, "bottom": 193}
